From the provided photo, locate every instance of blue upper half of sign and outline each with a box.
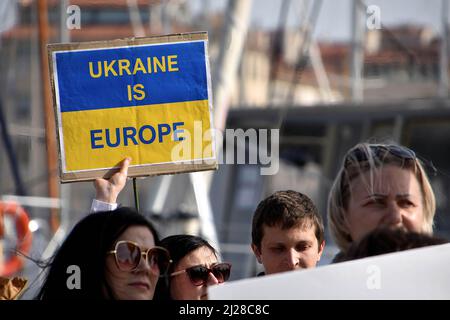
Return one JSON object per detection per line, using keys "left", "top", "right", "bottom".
{"left": 55, "top": 41, "right": 208, "bottom": 112}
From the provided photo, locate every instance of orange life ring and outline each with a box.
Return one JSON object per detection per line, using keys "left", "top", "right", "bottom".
{"left": 0, "top": 201, "right": 33, "bottom": 277}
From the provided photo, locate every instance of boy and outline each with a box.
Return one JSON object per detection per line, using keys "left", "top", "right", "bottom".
{"left": 251, "top": 190, "right": 325, "bottom": 275}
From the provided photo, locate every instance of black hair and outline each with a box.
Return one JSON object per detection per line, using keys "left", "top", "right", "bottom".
{"left": 35, "top": 207, "right": 159, "bottom": 300}
{"left": 153, "top": 234, "right": 217, "bottom": 300}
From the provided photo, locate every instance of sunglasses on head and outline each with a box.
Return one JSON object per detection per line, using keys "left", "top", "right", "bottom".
{"left": 107, "top": 240, "right": 172, "bottom": 275}
{"left": 170, "top": 262, "right": 232, "bottom": 286}
{"left": 345, "top": 144, "right": 416, "bottom": 167}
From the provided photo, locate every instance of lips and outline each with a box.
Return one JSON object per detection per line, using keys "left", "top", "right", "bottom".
{"left": 128, "top": 282, "right": 151, "bottom": 290}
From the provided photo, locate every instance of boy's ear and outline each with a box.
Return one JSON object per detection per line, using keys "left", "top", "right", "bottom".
{"left": 317, "top": 240, "right": 325, "bottom": 261}
{"left": 251, "top": 243, "right": 263, "bottom": 264}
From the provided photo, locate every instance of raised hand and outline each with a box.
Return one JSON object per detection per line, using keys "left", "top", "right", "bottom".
{"left": 93, "top": 157, "right": 131, "bottom": 204}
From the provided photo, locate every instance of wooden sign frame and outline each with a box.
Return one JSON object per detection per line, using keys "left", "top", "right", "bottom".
{"left": 48, "top": 32, "right": 217, "bottom": 183}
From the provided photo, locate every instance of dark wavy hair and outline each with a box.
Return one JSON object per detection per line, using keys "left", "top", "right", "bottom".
{"left": 334, "top": 227, "right": 448, "bottom": 263}
{"left": 35, "top": 207, "right": 159, "bottom": 300}
{"left": 153, "top": 234, "right": 217, "bottom": 300}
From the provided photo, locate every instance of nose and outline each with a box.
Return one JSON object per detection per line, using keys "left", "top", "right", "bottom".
{"left": 134, "top": 252, "right": 151, "bottom": 273}
{"left": 285, "top": 249, "right": 300, "bottom": 270}
{"left": 383, "top": 202, "right": 403, "bottom": 227}
{"left": 206, "top": 271, "right": 220, "bottom": 286}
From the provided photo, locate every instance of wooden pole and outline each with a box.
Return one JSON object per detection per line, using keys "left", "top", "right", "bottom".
{"left": 37, "top": 0, "right": 60, "bottom": 232}
{"left": 133, "top": 178, "right": 140, "bottom": 213}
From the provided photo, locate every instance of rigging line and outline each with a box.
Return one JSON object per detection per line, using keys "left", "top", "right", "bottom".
{"left": 276, "top": 0, "right": 324, "bottom": 133}
{"left": 2, "top": 167, "right": 58, "bottom": 195}
{"left": 356, "top": 0, "right": 423, "bottom": 65}
{"left": 0, "top": 99, "right": 27, "bottom": 196}
{"left": 267, "top": 0, "right": 292, "bottom": 104}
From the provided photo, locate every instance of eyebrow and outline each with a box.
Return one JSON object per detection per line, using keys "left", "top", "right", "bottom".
{"left": 186, "top": 264, "right": 205, "bottom": 268}
{"left": 187, "top": 262, "right": 216, "bottom": 268}
{"left": 367, "top": 193, "right": 411, "bottom": 198}
{"left": 363, "top": 194, "right": 385, "bottom": 200}
{"left": 364, "top": 193, "right": 413, "bottom": 199}
{"left": 396, "top": 194, "right": 412, "bottom": 198}
{"left": 296, "top": 240, "right": 313, "bottom": 246}
{"left": 267, "top": 242, "right": 285, "bottom": 247}
{"left": 269, "top": 240, "right": 312, "bottom": 246}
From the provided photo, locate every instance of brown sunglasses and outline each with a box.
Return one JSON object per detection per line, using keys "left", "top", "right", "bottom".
{"left": 107, "top": 240, "right": 172, "bottom": 276}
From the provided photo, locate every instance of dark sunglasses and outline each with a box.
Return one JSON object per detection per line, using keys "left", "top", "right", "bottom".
{"left": 170, "top": 262, "right": 232, "bottom": 286}
{"left": 107, "top": 240, "right": 172, "bottom": 275}
{"left": 344, "top": 144, "right": 416, "bottom": 167}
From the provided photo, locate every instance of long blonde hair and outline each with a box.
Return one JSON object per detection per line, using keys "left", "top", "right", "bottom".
{"left": 327, "top": 143, "right": 436, "bottom": 253}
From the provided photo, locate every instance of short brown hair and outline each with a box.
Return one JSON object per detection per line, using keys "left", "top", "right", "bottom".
{"left": 252, "top": 190, "right": 324, "bottom": 250}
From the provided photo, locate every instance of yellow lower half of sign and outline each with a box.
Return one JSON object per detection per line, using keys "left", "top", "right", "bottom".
{"left": 61, "top": 100, "right": 214, "bottom": 172}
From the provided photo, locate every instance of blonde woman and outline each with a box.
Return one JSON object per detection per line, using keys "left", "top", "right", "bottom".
{"left": 327, "top": 143, "right": 436, "bottom": 261}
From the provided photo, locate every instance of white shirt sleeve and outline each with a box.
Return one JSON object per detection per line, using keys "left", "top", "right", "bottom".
{"left": 90, "top": 199, "right": 118, "bottom": 213}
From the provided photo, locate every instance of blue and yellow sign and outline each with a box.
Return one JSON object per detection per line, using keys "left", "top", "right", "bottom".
{"left": 48, "top": 33, "right": 216, "bottom": 182}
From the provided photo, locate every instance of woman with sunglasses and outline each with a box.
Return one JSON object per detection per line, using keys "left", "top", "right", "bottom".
{"left": 36, "top": 207, "right": 172, "bottom": 299}
{"left": 154, "top": 235, "right": 231, "bottom": 300}
{"left": 328, "top": 142, "right": 436, "bottom": 261}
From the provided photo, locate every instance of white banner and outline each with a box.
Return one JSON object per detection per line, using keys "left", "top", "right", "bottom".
{"left": 209, "top": 243, "right": 450, "bottom": 300}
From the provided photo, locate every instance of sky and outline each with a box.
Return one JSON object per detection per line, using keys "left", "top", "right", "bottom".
{"left": 190, "top": 0, "right": 444, "bottom": 42}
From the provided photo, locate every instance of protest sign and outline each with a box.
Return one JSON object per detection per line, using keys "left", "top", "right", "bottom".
{"left": 48, "top": 32, "right": 216, "bottom": 182}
